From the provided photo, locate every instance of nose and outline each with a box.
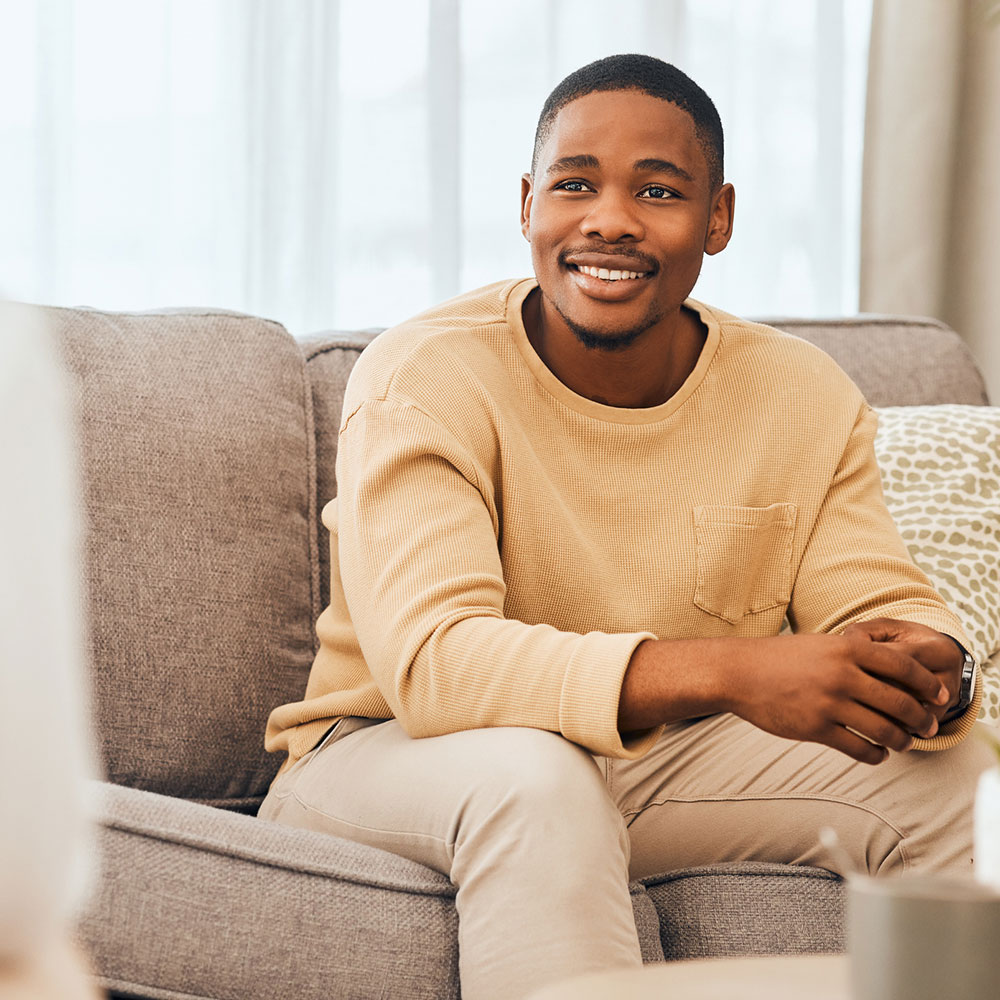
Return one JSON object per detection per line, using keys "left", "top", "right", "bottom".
{"left": 579, "top": 188, "right": 644, "bottom": 243}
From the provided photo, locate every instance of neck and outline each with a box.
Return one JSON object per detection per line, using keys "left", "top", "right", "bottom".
{"left": 522, "top": 289, "right": 706, "bottom": 408}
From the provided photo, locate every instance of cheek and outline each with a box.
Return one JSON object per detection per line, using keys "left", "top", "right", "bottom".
{"left": 528, "top": 227, "right": 558, "bottom": 268}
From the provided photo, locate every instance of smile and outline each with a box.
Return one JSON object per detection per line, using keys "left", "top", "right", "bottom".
{"left": 572, "top": 265, "right": 648, "bottom": 282}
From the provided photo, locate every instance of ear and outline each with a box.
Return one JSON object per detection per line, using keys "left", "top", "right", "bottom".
{"left": 704, "top": 182, "right": 735, "bottom": 256}
{"left": 520, "top": 173, "right": 533, "bottom": 242}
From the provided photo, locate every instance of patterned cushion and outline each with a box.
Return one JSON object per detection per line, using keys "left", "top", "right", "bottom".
{"left": 873, "top": 405, "right": 1000, "bottom": 726}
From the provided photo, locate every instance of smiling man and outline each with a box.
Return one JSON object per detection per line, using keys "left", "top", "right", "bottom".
{"left": 261, "top": 55, "right": 986, "bottom": 999}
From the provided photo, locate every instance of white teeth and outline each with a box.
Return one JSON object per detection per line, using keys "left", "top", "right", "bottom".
{"left": 577, "top": 265, "right": 645, "bottom": 281}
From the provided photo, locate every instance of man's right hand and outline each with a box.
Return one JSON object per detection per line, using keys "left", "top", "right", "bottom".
{"left": 619, "top": 632, "right": 951, "bottom": 765}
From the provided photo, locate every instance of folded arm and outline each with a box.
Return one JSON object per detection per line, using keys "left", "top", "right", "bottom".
{"left": 620, "top": 404, "right": 979, "bottom": 761}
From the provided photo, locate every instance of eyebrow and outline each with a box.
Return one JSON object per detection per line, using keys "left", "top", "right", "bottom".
{"left": 633, "top": 158, "right": 695, "bottom": 183}
{"left": 545, "top": 154, "right": 695, "bottom": 184}
{"left": 545, "top": 154, "right": 600, "bottom": 175}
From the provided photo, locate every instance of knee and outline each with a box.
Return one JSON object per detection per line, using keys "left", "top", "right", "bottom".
{"left": 475, "top": 728, "right": 605, "bottom": 802}
{"left": 940, "top": 724, "right": 996, "bottom": 791}
{"left": 459, "top": 727, "right": 622, "bottom": 837}
{"left": 918, "top": 727, "right": 996, "bottom": 823}
{"left": 887, "top": 728, "right": 996, "bottom": 876}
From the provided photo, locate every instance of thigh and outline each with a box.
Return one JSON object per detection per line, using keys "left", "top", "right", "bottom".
{"left": 611, "top": 713, "right": 993, "bottom": 880}
{"left": 261, "top": 720, "right": 610, "bottom": 877}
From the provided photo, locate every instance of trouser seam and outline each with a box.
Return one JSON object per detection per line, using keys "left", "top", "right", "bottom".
{"left": 622, "top": 791, "right": 912, "bottom": 872}
{"left": 622, "top": 791, "right": 909, "bottom": 840}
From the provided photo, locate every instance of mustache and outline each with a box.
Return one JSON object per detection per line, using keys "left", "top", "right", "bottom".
{"left": 558, "top": 245, "right": 659, "bottom": 273}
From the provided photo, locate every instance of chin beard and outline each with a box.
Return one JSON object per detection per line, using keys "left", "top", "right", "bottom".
{"left": 556, "top": 303, "right": 663, "bottom": 353}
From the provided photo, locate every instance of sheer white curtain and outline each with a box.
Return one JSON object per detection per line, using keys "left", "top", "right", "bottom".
{"left": 0, "top": 0, "right": 871, "bottom": 335}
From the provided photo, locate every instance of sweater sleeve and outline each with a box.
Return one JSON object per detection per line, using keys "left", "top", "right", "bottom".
{"left": 335, "top": 397, "right": 661, "bottom": 758}
{"left": 787, "top": 403, "right": 979, "bottom": 749}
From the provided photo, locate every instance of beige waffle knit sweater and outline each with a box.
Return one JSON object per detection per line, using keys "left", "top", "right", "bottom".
{"left": 265, "top": 278, "right": 980, "bottom": 769}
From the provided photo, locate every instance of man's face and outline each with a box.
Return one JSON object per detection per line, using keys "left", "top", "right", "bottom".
{"left": 520, "top": 89, "right": 733, "bottom": 349}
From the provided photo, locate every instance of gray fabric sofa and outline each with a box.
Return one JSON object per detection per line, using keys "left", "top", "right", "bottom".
{"left": 48, "top": 303, "right": 988, "bottom": 1000}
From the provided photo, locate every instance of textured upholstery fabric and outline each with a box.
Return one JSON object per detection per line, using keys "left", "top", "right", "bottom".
{"left": 51, "top": 307, "right": 319, "bottom": 809}
{"left": 757, "top": 314, "right": 990, "bottom": 406}
{"left": 644, "top": 863, "right": 845, "bottom": 960}
{"left": 82, "top": 783, "right": 662, "bottom": 1000}
{"left": 301, "top": 332, "right": 379, "bottom": 611}
{"left": 84, "top": 782, "right": 461, "bottom": 1000}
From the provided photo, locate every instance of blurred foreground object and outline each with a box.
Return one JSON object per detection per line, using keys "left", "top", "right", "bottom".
{"left": 975, "top": 741, "right": 1000, "bottom": 891}
{"left": 0, "top": 299, "right": 101, "bottom": 998}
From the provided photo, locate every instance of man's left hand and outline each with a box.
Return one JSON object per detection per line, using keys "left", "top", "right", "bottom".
{"left": 841, "top": 618, "right": 964, "bottom": 726}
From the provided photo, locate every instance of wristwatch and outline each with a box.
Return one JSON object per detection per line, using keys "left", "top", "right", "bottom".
{"left": 941, "top": 638, "right": 977, "bottom": 723}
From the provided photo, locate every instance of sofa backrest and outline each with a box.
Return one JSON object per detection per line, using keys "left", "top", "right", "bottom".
{"left": 52, "top": 306, "right": 320, "bottom": 811}
{"left": 754, "top": 314, "right": 990, "bottom": 407}
{"left": 300, "top": 330, "right": 380, "bottom": 611}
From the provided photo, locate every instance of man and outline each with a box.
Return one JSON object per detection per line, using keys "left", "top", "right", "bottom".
{"left": 261, "top": 55, "right": 986, "bottom": 999}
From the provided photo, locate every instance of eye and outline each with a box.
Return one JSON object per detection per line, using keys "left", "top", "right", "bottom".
{"left": 554, "top": 179, "right": 593, "bottom": 193}
{"left": 638, "top": 185, "right": 677, "bottom": 200}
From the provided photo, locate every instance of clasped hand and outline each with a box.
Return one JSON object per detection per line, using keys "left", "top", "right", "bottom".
{"left": 737, "top": 619, "right": 964, "bottom": 765}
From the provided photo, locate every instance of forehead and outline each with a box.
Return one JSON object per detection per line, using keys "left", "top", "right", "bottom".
{"left": 539, "top": 89, "right": 708, "bottom": 181}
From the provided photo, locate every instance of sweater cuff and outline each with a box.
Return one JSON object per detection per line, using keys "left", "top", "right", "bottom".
{"left": 911, "top": 665, "right": 983, "bottom": 752}
{"left": 559, "top": 630, "right": 662, "bottom": 759}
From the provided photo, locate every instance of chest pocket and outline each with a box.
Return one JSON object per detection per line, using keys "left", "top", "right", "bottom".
{"left": 693, "top": 503, "right": 798, "bottom": 624}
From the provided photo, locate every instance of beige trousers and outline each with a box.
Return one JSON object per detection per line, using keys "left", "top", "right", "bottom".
{"left": 259, "top": 714, "right": 993, "bottom": 1000}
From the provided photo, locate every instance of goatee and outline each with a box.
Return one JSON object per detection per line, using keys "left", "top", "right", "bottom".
{"left": 555, "top": 303, "right": 663, "bottom": 353}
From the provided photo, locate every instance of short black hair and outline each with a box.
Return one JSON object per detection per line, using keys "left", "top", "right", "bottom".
{"left": 532, "top": 53, "right": 724, "bottom": 190}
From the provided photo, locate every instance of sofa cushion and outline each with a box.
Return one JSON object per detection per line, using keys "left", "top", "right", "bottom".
{"left": 82, "top": 782, "right": 663, "bottom": 1000}
{"left": 643, "top": 863, "right": 844, "bottom": 960}
{"left": 52, "top": 307, "right": 319, "bottom": 809}
{"left": 759, "top": 315, "right": 990, "bottom": 406}
{"left": 873, "top": 404, "right": 1000, "bottom": 723}
{"left": 300, "top": 331, "right": 380, "bottom": 610}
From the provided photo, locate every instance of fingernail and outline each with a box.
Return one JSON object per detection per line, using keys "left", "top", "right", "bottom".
{"left": 936, "top": 686, "right": 949, "bottom": 705}
{"left": 924, "top": 719, "right": 939, "bottom": 738}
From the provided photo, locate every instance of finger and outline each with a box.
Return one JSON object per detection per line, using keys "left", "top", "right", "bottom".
{"left": 818, "top": 724, "right": 889, "bottom": 766}
{"left": 837, "top": 701, "right": 921, "bottom": 752}
{"left": 852, "top": 672, "right": 939, "bottom": 737}
{"left": 855, "top": 642, "right": 949, "bottom": 705}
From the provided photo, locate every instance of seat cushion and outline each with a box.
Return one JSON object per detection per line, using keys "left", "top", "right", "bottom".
{"left": 644, "top": 863, "right": 844, "bottom": 960}
{"left": 52, "top": 307, "right": 319, "bottom": 809}
{"left": 82, "top": 782, "right": 663, "bottom": 1000}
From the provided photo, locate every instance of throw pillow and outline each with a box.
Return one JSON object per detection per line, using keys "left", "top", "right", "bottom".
{"left": 874, "top": 404, "right": 1000, "bottom": 726}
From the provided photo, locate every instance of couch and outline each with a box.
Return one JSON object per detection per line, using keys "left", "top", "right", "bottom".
{"left": 42, "top": 302, "right": 992, "bottom": 1000}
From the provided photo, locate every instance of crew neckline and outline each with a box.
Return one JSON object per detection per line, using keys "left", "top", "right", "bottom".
{"left": 505, "top": 277, "right": 722, "bottom": 425}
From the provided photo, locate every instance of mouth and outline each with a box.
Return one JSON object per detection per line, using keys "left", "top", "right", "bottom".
{"left": 570, "top": 264, "right": 649, "bottom": 282}
{"left": 562, "top": 251, "right": 657, "bottom": 285}
{"left": 560, "top": 252, "right": 656, "bottom": 301}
